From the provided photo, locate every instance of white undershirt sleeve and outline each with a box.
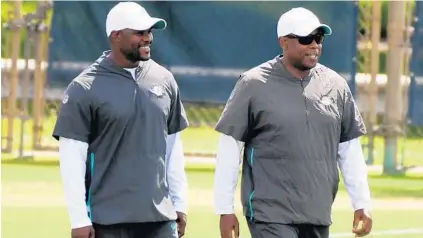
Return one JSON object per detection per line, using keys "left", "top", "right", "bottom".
{"left": 166, "top": 132, "right": 188, "bottom": 214}
{"left": 338, "top": 137, "right": 372, "bottom": 211}
{"left": 214, "top": 133, "right": 244, "bottom": 214}
{"left": 58, "top": 137, "right": 92, "bottom": 229}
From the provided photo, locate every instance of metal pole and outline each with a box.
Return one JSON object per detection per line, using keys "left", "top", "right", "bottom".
{"left": 356, "top": 2, "right": 372, "bottom": 163}
{"left": 32, "top": 0, "right": 53, "bottom": 150}
{"left": 6, "top": 0, "right": 23, "bottom": 154}
{"left": 399, "top": 0, "right": 415, "bottom": 170}
{"left": 2, "top": 10, "right": 14, "bottom": 152}
{"left": 33, "top": 27, "right": 44, "bottom": 149}
{"left": 367, "top": 1, "right": 382, "bottom": 165}
{"left": 18, "top": 15, "right": 36, "bottom": 160}
{"left": 384, "top": 0, "right": 407, "bottom": 175}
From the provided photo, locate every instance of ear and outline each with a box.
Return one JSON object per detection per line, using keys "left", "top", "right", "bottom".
{"left": 279, "top": 37, "right": 288, "bottom": 51}
{"left": 110, "top": 31, "right": 121, "bottom": 42}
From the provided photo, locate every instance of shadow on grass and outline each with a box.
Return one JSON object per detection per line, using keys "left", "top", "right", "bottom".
{"left": 2, "top": 158, "right": 59, "bottom": 167}
{"left": 368, "top": 174, "right": 423, "bottom": 181}
{"left": 369, "top": 189, "right": 423, "bottom": 198}
{"left": 3, "top": 159, "right": 422, "bottom": 198}
{"left": 1, "top": 158, "right": 218, "bottom": 171}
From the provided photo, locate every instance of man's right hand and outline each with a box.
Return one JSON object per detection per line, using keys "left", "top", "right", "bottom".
{"left": 220, "top": 214, "right": 239, "bottom": 238}
{"left": 72, "top": 226, "right": 95, "bottom": 238}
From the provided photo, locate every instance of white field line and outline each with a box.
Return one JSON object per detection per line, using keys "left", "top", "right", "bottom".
{"left": 237, "top": 228, "right": 423, "bottom": 238}
{"left": 330, "top": 228, "right": 423, "bottom": 237}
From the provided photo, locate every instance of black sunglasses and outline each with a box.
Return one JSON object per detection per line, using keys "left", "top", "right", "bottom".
{"left": 286, "top": 34, "right": 325, "bottom": 45}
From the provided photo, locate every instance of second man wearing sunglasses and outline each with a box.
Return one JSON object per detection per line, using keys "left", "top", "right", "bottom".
{"left": 214, "top": 7, "right": 373, "bottom": 238}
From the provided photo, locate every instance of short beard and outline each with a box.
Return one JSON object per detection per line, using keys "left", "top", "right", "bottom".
{"left": 120, "top": 47, "right": 150, "bottom": 63}
{"left": 293, "top": 61, "right": 313, "bottom": 71}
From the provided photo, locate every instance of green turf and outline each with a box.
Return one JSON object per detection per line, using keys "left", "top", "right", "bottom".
{"left": 2, "top": 164, "right": 423, "bottom": 238}
{"left": 3, "top": 206, "right": 423, "bottom": 238}
{"left": 2, "top": 112, "right": 423, "bottom": 168}
{"left": 362, "top": 175, "right": 423, "bottom": 198}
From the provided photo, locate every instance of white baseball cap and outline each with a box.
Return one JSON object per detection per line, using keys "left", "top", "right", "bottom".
{"left": 277, "top": 7, "right": 332, "bottom": 37}
{"left": 106, "top": 2, "right": 167, "bottom": 37}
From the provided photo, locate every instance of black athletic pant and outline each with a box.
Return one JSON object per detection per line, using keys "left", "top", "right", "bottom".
{"left": 247, "top": 218, "right": 329, "bottom": 238}
{"left": 93, "top": 221, "right": 178, "bottom": 238}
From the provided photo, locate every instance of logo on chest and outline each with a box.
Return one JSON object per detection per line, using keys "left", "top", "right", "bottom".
{"left": 62, "top": 93, "right": 69, "bottom": 104}
{"left": 148, "top": 84, "right": 170, "bottom": 114}
{"left": 149, "top": 84, "right": 165, "bottom": 98}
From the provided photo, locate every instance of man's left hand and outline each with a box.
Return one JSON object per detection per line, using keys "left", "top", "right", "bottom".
{"left": 352, "top": 209, "right": 372, "bottom": 237}
{"left": 176, "top": 211, "right": 187, "bottom": 237}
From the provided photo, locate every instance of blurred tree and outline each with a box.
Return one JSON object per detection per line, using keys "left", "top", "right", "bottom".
{"left": 1, "top": 1, "right": 51, "bottom": 58}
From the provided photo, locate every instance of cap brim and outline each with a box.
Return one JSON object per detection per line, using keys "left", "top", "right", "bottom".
{"left": 149, "top": 18, "right": 167, "bottom": 30}
{"left": 131, "top": 17, "right": 167, "bottom": 32}
{"left": 317, "top": 24, "right": 332, "bottom": 35}
{"left": 292, "top": 24, "right": 332, "bottom": 37}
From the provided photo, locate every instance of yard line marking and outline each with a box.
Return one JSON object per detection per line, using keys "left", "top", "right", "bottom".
{"left": 330, "top": 228, "right": 423, "bottom": 237}
{"left": 239, "top": 228, "right": 423, "bottom": 238}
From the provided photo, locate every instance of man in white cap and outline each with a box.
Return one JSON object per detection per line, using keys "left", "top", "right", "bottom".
{"left": 53, "top": 2, "right": 188, "bottom": 238}
{"left": 214, "top": 7, "right": 373, "bottom": 238}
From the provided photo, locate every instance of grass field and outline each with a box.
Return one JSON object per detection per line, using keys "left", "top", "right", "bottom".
{"left": 2, "top": 164, "right": 423, "bottom": 238}
{"left": 2, "top": 109, "right": 423, "bottom": 237}
{"left": 2, "top": 2, "right": 422, "bottom": 236}
{"left": 2, "top": 115, "right": 423, "bottom": 168}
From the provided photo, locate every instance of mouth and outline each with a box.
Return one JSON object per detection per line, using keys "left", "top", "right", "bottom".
{"left": 305, "top": 53, "right": 318, "bottom": 59}
{"left": 139, "top": 45, "right": 151, "bottom": 53}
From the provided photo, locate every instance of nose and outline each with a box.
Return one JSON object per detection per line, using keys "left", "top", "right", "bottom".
{"left": 309, "top": 39, "right": 319, "bottom": 48}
